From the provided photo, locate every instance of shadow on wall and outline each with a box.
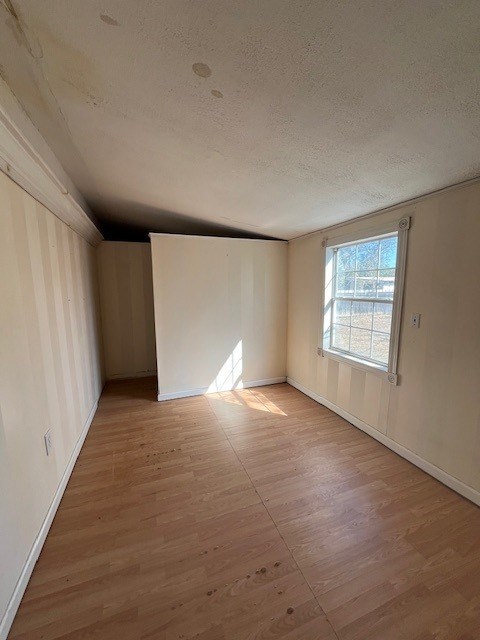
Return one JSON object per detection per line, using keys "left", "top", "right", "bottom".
{"left": 88, "top": 199, "right": 280, "bottom": 241}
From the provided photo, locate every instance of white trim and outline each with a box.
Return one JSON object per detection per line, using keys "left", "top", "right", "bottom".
{"left": 149, "top": 232, "right": 286, "bottom": 243}
{"left": 324, "top": 225, "right": 398, "bottom": 248}
{"left": 158, "top": 387, "right": 209, "bottom": 401}
{"left": 388, "top": 220, "right": 409, "bottom": 375}
{"left": 286, "top": 377, "right": 480, "bottom": 507}
{"left": 0, "top": 399, "right": 99, "bottom": 640}
{"left": 0, "top": 79, "right": 102, "bottom": 246}
{"left": 320, "top": 348, "right": 388, "bottom": 377}
{"left": 291, "top": 175, "right": 480, "bottom": 241}
{"left": 157, "top": 377, "right": 287, "bottom": 401}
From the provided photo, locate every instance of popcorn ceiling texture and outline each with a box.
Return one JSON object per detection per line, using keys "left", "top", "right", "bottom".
{"left": 1, "top": 0, "right": 479, "bottom": 239}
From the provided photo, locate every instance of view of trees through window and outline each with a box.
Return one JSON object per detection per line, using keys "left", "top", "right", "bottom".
{"left": 331, "top": 234, "right": 398, "bottom": 366}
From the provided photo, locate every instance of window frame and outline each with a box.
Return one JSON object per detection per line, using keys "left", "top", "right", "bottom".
{"left": 320, "top": 217, "right": 410, "bottom": 384}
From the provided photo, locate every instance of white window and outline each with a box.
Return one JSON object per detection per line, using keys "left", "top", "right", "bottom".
{"left": 322, "top": 218, "right": 409, "bottom": 383}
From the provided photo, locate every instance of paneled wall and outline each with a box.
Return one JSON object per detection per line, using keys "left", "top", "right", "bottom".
{"left": 97, "top": 242, "right": 156, "bottom": 380}
{"left": 0, "top": 171, "right": 103, "bottom": 632}
{"left": 287, "top": 181, "right": 480, "bottom": 497}
{"left": 151, "top": 234, "right": 287, "bottom": 400}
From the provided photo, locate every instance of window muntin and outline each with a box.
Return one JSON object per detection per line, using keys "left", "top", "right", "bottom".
{"left": 328, "top": 233, "right": 398, "bottom": 368}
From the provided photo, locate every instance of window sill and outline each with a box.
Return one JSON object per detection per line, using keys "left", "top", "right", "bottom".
{"left": 318, "top": 347, "right": 397, "bottom": 384}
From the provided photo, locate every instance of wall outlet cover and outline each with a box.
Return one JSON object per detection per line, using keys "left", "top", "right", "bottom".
{"left": 411, "top": 313, "right": 421, "bottom": 328}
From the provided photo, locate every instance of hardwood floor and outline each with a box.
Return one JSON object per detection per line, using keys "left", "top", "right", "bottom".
{"left": 9, "top": 379, "right": 480, "bottom": 640}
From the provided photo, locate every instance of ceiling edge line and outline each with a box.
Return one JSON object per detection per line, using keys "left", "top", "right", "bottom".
{"left": 290, "top": 175, "right": 480, "bottom": 242}
{"left": 148, "top": 232, "right": 287, "bottom": 242}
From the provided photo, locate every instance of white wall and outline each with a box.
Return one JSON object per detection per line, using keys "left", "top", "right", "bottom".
{"left": 151, "top": 234, "right": 287, "bottom": 399}
{"left": 97, "top": 242, "right": 156, "bottom": 380}
{"left": 287, "top": 181, "right": 480, "bottom": 499}
{"left": 0, "top": 171, "right": 103, "bottom": 635}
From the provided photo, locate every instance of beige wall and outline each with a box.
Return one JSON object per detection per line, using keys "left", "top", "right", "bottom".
{"left": 0, "top": 172, "right": 103, "bottom": 630}
{"left": 97, "top": 242, "right": 156, "bottom": 380}
{"left": 151, "top": 235, "right": 287, "bottom": 399}
{"left": 287, "top": 181, "right": 480, "bottom": 496}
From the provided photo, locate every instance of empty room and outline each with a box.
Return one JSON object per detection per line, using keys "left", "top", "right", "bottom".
{"left": 1, "top": 1, "right": 480, "bottom": 639}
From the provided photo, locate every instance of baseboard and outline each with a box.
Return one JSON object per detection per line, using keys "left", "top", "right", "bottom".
{"left": 243, "top": 376, "right": 286, "bottom": 388}
{"left": 158, "top": 387, "right": 209, "bottom": 401}
{"left": 157, "top": 377, "right": 287, "bottom": 402}
{"left": 286, "top": 377, "right": 480, "bottom": 507}
{"left": 107, "top": 370, "right": 157, "bottom": 381}
{"left": 0, "top": 399, "right": 99, "bottom": 640}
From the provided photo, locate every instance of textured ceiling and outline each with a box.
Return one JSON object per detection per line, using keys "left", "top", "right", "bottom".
{"left": 1, "top": 0, "right": 480, "bottom": 239}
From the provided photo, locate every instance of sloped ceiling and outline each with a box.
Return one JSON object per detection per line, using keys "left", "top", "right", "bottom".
{"left": 1, "top": 0, "right": 480, "bottom": 239}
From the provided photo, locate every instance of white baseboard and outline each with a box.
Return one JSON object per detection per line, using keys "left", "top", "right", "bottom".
{"left": 0, "top": 399, "right": 99, "bottom": 640}
{"left": 158, "top": 387, "right": 209, "bottom": 401}
{"left": 287, "top": 377, "right": 480, "bottom": 507}
{"left": 157, "top": 377, "right": 287, "bottom": 402}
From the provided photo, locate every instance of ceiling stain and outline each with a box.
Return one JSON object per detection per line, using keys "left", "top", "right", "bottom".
{"left": 32, "top": 28, "right": 104, "bottom": 109}
{"left": 211, "top": 89, "right": 223, "bottom": 99}
{"left": 2, "top": 0, "right": 43, "bottom": 58}
{"left": 100, "top": 14, "right": 119, "bottom": 26}
{"left": 192, "top": 62, "right": 211, "bottom": 78}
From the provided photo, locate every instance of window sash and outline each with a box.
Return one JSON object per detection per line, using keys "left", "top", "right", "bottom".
{"left": 327, "top": 344, "right": 390, "bottom": 368}
{"left": 334, "top": 295, "right": 394, "bottom": 304}
{"left": 329, "top": 297, "right": 393, "bottom": 366}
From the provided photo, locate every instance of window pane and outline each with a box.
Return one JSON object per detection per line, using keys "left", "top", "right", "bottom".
{"left": 351, "top": 301, "right": 373, "bottom": 329}
{"left": 354, "top": 270, "right": 377, "bottom": 298}
{"left": 327, "top": 232, "right": 401, "bottom": 368}
{"left": 334, "top": 300, "right": 351, "bottom": 326}
{"left": 379, "top": 236, "right": 397, "bottom": 269}
{"left": 332, "top": 324, "right": 350, "bottom": 351}
{"left": 372, "top": 332, "right": 390, "bottom": 364}
{"left": 337, "top": 245, "right": 356, "bottom": 272}
{"left": 336, "top": 272, "right": 355, "bottom": 296}
{"left": 373, "top": 302, "right": 392, "bottom": 333}
{"left": 377, "top": 268, "right": 395, "bottom": 299}
{"left": 350, "top": 327, "right": 372, "bottom": 358}
{"left": 356, "top": 240, "right": 379, "bottom": 271}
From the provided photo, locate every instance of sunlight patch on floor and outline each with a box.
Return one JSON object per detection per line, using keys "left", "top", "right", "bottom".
{"left": 213, "top": 388, "right": 286, "bottom": 415}
{"left": 206, "top": 340, "right": 286, "bottom": 414}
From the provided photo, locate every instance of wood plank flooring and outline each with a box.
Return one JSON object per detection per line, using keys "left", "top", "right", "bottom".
{"left": 9, "top": 379, "right": 480, "bottom": 639}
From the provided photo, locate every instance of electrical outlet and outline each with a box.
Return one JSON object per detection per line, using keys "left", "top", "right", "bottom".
{"left": 44, "top": 429, "right": 53, "bottom": 456}
{"left": 411, "top": 313, "right": 421, "bottom": 329}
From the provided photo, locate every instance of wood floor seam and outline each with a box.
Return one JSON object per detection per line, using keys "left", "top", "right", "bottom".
{"left": 209, "top": 400, "right": 342, "bottom": 640}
